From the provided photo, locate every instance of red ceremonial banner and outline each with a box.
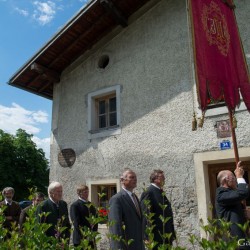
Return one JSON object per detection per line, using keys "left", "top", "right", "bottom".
{"left": 189, "top": 0, "right": 250, "bottom": 113}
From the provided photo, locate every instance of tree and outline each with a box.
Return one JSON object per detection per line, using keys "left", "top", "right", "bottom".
{"left": 0, "top": 129, "right": 49, "bottom": 201}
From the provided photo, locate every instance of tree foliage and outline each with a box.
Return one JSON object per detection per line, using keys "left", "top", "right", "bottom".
{"left": 0, "top": 129, "right": 49, "bottom": 200}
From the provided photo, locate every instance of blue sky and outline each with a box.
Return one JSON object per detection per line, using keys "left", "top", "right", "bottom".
{"left": 0, "top": 0, "right": 88, "bottom": 160}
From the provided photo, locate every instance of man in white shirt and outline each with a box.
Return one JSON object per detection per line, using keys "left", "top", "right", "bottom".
{"left": 0, "top": 187, "right": 21, "bottom": 237}
{"left": 216, "top": 161, "right": 249, "bottom": 245}
{"left": 70, "top": 184, "right": 98, "bottom": 247}
{"left": 108, "top": 169, "right": 145, "bottom": 250}
{"left": 36, "top": 181, "right": 71, "bottom": 242}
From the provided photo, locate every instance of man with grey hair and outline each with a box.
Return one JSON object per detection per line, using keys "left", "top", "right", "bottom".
{"left": 215, "top": 161, "right": 249, "bottom": 243}
{"left": 0, "top": 187, "right": 21, "bottom": 237}
{"left": 36, "top": 181, "right": 70, "bottom": 242}
{"left": 108, "top": 169, "right": 145, "bottom": 250}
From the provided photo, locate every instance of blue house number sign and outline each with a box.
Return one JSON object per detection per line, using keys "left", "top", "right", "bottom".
{"left": 220, "top": 140, "right": 231, "bottom": 150}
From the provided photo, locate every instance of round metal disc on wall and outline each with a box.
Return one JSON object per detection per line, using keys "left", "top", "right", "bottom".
{"left": 58, "top": 148, "right": 76, "bottom": 168}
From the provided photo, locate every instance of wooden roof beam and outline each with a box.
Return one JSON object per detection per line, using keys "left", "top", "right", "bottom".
{"left": 38, "top": 81, "right": 52, "bottom": 93}
{"left": 31, "top": 62, "right": 60, "bottom": 83}
{"left": 100, "top": 0, "right": 128, "bottom": 28}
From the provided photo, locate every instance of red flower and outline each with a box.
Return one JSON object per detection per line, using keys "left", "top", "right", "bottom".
{"left": 99, "top": 208, "right": 109, "bottom": 217}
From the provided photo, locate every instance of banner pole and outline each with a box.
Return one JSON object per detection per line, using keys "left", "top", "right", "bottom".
{"left": 229, "top": 109, "right": 247, "bottom": 209}
{"left": 228, "top": 109, "right": 239, "bottom": 165}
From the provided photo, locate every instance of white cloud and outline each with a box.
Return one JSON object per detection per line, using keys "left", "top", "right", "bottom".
{"left": 6, "top": 0, "right": 89, "bottom": 25}
{"left": 32, "top": 1, "right": 56, "bottom": 25}
{"left": 32, "top": 110, "right": 48, "bottom": 123}
{"left": 0, "top": 103, "right": 50, "bottom": 159}
{"left": 32, "top": 136, "right": 50, "bottom": 160}
{"left": 14, "top": 7, "right": 29, "bottom": 17}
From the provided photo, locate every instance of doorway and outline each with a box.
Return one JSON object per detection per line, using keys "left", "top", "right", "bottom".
{"left": 194, "top": 147, "right": 250, "bottom": 235}
{"left": 208, "top": 161, "right": 250, "bottom": 218}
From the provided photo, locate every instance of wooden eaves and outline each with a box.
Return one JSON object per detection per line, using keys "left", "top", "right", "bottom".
{"left": 8, "top": 0, "right": 151, "bottom": 100}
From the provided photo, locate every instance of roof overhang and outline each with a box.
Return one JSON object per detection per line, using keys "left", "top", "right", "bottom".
{"left": 8, "top": 0, "right": 152, "bottom": 100}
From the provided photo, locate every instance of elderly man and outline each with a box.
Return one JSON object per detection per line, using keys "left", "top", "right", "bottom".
{"left": 108, "top": 169, "right": 144, "bottom": 250}
{"left": 19, "top": 192, "right": 45, "bottom": 230}
{"left": 0, "top": 187, "right": 21, "bottom": 236}
{"left": 140, "top": 169, "right": 175, "bottom": 249}
{"left": 36, "top": 181, "right": 70, "bottom": 241}
{"left": 215, "top": 161, "right": 249, "bottom": 242}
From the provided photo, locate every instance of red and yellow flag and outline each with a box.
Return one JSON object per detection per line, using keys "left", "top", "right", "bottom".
{"left": 189, "top": 0, "right": 250, "bottom": 112}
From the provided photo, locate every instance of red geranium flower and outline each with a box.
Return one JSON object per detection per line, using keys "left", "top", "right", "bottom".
{"left": 99, "top": 208, "right": 109, "bottom": 217}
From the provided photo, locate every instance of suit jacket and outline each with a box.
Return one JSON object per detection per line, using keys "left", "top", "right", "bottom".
{"left": 108, "top": 189, "right": 145, "bottom": 250}
{"left": 215, "top": 183, "right": 249, "bottom": 239}
{"left": 0, "top": 200, "right": 21, "bottom": 230}
{"left": 70, "top": 199, "right": 98, "bottom": 245}
{"left": 36, "top": 199, "right": 71, "bottom": 239}
{"left": 19, "top": 204, "right": 32, "bottom": 230}
{"left": 140, "top": 185, "right": 175, "bottom": 247}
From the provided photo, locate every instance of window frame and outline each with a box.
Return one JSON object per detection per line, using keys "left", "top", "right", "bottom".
{"left": 95, "top": 93, "right": 117, "bottom": 130}
{"left": 192, "top": 85, "right": 247, "bottom": 118}
{"left": 87, "top": 85, "right": 121, "bottom": 139}
{"left": 87, "top": 179, "right": 120, "bottom": 208}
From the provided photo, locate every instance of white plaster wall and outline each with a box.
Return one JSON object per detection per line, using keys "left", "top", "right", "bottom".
{"left": 50, "top": 0, "right": 250, "bottom": 246}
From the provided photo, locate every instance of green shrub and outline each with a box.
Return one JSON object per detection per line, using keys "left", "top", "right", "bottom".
{"left": 1, "top": 191, "right": 250, "bottom": 250}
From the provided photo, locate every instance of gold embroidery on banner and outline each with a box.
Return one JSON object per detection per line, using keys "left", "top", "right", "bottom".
{"left": 202, "top": 1, "right": 230, "bottom": 56}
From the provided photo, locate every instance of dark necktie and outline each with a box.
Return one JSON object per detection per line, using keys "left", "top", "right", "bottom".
{"left": 54, "top": 203, "right": 60, "bottom": 219}
{"left": 5, "top": 203, "right": 11, "bottom": 216}
{"left": 131, "top": 193, "right": 141, "bottom": 217}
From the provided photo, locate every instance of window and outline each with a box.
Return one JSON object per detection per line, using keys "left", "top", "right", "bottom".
{"left": 192, "top": 85, "right": 247, "bottom": 118}
{"left": 96, "top": 94, "right": 117, "bottom": 129}
{"left": 97, "top": 185, "right": 117, "bottom": 209}
{"left": 206, "top": 95, "right": 226, "bottom": 110}
{"left": 87, "top": 85, "right": 121, "bottom": 139}
{"left": 87, "top": 179, "right": 120, "bottom": 224}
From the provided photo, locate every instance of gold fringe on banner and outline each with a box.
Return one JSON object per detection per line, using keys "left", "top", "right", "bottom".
{"left": 192, "top": 112, "right": 197, "bottom": 131}
{"left": 198, "top": 112, "right": 205, "bottom": 128}
{"left": 232, "top": 112, "right": 237, "bottom": 128}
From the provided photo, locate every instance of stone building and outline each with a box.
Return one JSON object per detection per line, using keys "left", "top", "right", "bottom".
{"left": 9, "top": 0, "right": 250, "bottom": 247}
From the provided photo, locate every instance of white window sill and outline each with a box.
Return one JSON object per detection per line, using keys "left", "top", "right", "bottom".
{"left": 88, "top": 127, "right": 121, "bottom": 139}
{"left": 197, "top": 102, "right": 247, "bottom": 118}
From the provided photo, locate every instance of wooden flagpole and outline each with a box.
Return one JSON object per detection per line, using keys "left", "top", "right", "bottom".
{"left": 228, "top": 109, "right": 239, "bottom": 165}
{"left": 229, "top": 109, "right": 248, "bottom": 209}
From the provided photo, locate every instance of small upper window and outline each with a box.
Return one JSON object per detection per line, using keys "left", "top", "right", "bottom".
{"left": 87, "top": 85, "right": 121, "bottom": 139}
{"left": 95, "top": 94, "right": 117, "bottom": 129}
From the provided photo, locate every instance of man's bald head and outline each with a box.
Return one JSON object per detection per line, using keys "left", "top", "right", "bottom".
{"left": 217, "top": 170, "right": 231, "bottom": 186}
{"left": 217, "top": 170, "right": 237, "bottom": 189}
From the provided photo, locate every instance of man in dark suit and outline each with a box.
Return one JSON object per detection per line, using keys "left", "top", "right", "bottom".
{"left": 215, "top": 161, "right": 249, "bottom": 244}
{"left": 0, "top": 187, "right": 21, "bottom": 237}
{"left": 140, "top": 169, "right": 175, "bottom": 249}
{"left": 36, "top": 181, "right": 71, "bottom": 242}
{"left": 108, "top": 169, "right": 145, "bottom": 250}
{"left": 70, "top": 184, "right": 98, "bottom": 248}
{"left": 19, "top": 192, "right": 45, "bottom": 231}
